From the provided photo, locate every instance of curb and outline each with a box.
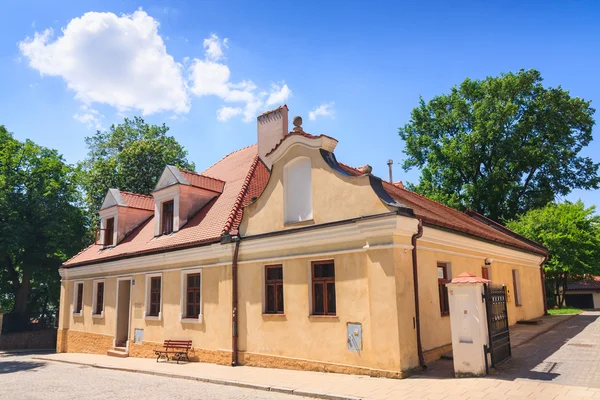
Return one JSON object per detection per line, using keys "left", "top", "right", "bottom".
{"left": 511, "top": 314, "right": 578, "bottom": 349}
{"left": 33, "top": 357, "right": 369, "bottom": 400}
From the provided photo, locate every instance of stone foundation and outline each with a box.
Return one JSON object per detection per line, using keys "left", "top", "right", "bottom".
{"left": 129, "top": 341, "right": 231, "bottom": 365}
{"left": 423, "top": 343, "right": 452, "bottom": 364}
{"left": 239, "top": 351, "right": 406, "bottom": 379}
{"left": 59, "top": 330, "right": 114, "bottom": 355}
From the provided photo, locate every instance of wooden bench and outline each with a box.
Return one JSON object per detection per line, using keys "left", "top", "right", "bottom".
{"left": 154, "top": 340, "right": 192, "bottom": 364}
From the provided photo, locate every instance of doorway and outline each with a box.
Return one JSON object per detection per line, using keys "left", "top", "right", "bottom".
{"left": 115, "top": 278, "right": 132, "bottom": 348}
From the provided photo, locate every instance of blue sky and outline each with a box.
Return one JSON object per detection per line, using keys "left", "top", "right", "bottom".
{"left": 1, "top": 1, "right": 599, "bottom": 209}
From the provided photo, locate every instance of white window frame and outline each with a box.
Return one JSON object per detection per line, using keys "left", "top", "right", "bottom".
{"left": 99, "top": 209, "right": 118, "bottom": 248}
{"left": 153, "top": 186, "right": 180, "bottom": 236}
{"left": 284, "top": 157, "right": 313, "bottom": 224}
{"left": 73, "top": 281, "right": 84, "bottom": 316}
{"left": 145, "top": 273, "right": 163, "bottom": 320}
{"left": 180, "top": 268, "right": 203, "bottom": 324}
{"left": 91, "top": 279, "right": 105, "bottom": 318}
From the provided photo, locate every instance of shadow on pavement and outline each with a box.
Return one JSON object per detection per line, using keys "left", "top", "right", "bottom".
{"left": 0, "top": 360, "right": 46, "bottom": 374}
{"left": 413, "top": 314, "right": 599, "bottom": 385}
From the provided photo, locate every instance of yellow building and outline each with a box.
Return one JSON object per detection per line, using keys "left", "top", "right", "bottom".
{"left": 58, "top": 105, "right": 547, "bottom": 378}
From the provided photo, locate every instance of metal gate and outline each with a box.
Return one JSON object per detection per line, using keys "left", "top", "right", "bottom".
{"left": 484, "top": 284, "right": 511, "bottom": 370}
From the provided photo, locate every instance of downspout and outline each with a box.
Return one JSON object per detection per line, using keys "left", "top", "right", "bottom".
{"left": 231, "top": 238, "right": 241, "bottom": 366}
{"left": 540, "top": 254, "right": 548, "bottom": 315}
{"left": 411, "top": 219, "right": 425, "bottom": 368}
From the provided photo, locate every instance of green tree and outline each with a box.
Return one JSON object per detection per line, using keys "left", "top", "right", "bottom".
{"left": 78, "top": 117, "right": 195, "bottom": 227}
{"left": 399, "top": 69, "right": 598, "bottom": 222}
{"left": 506, "top": 201, "right": 600, "bottom": 307}
{"left": 0, "top": 125, "right": 86, "bottom": 325}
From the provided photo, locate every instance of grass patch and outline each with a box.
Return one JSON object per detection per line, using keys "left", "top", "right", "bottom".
{"left": 548, "top": 307, "right": 583, "bottom": 315}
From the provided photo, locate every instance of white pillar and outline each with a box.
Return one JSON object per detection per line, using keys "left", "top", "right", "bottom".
{"left": 447, "top": 272, "right": 490, "bottom": 377}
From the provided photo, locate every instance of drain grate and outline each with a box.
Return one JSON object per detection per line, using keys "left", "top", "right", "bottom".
{"left": 542, "top": 361, "right": 559, "bottom": 373}
{"left": 568, "top": 343, "right": 595, "bottom": 348}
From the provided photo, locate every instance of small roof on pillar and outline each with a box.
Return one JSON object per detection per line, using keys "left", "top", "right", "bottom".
{"left": 450, "top": 272, "right": 490, "bottom": 284}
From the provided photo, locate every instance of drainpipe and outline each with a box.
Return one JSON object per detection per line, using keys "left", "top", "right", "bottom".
{"left": 231, "top": 238, "right": 241, "bottom": 366}
{"left": 411, "top": 219, "right": 425, "bottom": 368}
{"left": 540, "top": 254, "right": 548, "bottom": 315}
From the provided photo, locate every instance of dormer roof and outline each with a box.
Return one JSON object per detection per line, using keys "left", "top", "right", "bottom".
{"left": 100, "top": 189, "right": 154, "bottom": 211}
{"left": 154, "top": 165, "right": 225, "bottom": 194}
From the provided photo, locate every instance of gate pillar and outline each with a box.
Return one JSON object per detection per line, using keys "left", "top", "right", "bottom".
{"left": 447, "top": 272, "right": 491, "bottom": 377}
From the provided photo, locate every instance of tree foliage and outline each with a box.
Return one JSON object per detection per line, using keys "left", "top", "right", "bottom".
{"left": 399, "top": 69, "right": 598, "bottom": 222}
{"left": 506, "top": 201, "right": 600, "bottom": 307}
{"left": 78, "top": 117, "right": 195, "bottom": 222}
{"left": 0, "top": 125, "right": 86, "bottom": 323}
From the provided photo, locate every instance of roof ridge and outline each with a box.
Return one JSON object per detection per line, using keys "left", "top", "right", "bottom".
{"left": 202, "top": 143, "right": 258, "bottom": 174}
{"left": 222, "top": 154, "right": 260, "bottom": 234}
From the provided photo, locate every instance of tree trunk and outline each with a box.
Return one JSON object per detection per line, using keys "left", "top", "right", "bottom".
{"left": 12, "top": 272, "right": 31, "bottom": 314}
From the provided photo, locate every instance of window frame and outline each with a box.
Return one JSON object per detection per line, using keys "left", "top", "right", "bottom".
{"left": 311, "top": 260, "right": 336, "bottom": 316}
{"left": 264, "top": 265, "right": 284, "bottom": 314}
{"left": 481, "top": 266, "right": 491, "bottom": 281}
{"left": 91, "top": 279, "right": 105, "bottom": 318}
{"left": 437, "top": 263, "right": 450, "bottom": 317}
{"left": 73, "top": 281, "right": 84, "bottom": 316}
{"left": 180, "top": 268, "right": 203, "bottom": 324}
{"left": 161, "top": 200, "right": 175, "bottom": 235}
{"left": 512, "top": 269, "right": 522, "bottom": 306}
{"left": 145, "top": 273, "right": 163, "bottom": 320}
{"left": 104, "top": 217, "right": 115, "bottom": 246}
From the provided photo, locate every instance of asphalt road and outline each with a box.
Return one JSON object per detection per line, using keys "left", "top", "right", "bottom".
{"left": 0, "top": 352, "right": 308, "bottom": 400}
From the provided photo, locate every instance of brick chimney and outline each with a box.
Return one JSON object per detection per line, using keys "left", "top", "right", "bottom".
{"left": 257, "top": 105, "right": 288, "bottom": 168}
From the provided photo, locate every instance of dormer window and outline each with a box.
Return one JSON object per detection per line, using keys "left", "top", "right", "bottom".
{"left": 161, "top": 200, "right": 174, "bottom": 235}
{"left": 104, "top": 217, "right": 114, "bottom": 246}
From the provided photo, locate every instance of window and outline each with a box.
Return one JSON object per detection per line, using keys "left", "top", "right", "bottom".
{"left": 162, "top": 200, "right": 174, "bottom": 235}
{"left": 92, "top": 280, "right": 104, "bottom": 316}
{"left": 74, "top": 282, "right": 84, "bottom": 315}
{"left": 104, "top": 217, "right": 114, "bottom": 246}
{"left": 284, "top": 157, "right": 312, "bottom": 224}
{"left": 148, "top": 276, "right": 161, "bottom": 317}
{"left": 312, "top": 260, "right": 336, "bottom": 315}
{"left": 185, "top": 273, "right": 201, "bottom": 319}
{"left": 437, "top": 263, "right": 450, "bottom": 316}
{"left": 265, "top": 265, "right": 284, "bottom": 314}
{"left": 512, "top": 269, "right": 522, "bottom": 306}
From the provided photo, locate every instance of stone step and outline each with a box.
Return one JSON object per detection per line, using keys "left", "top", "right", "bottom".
{"left": 107, "top": 348, "right": 129, "bottom": 358}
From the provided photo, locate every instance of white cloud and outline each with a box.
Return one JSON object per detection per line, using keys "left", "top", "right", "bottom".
{"left": 217, "top": 106, "right": 242, "bottom": 121}
{"left": 203, "top": 34, "right": 228, "bottom": 61}
{"left": 74, "top": 105, "right": 103, "bottom": 129}
{"left": 19, "top": 12, "right": 292, "bottom": 123}
{"left": 309, "top": 102, "right": 335, "bottom": 121}
{"left": 19, "top": 10, "right": 189, "bottom": 115}
{"left": 189, "top": 33, "right": 292, "bottom": 122}
{"left": 266, "top": 83, "right": 292, "bottom": 106}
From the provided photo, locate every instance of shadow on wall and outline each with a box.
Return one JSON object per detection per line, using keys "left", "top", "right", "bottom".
{"left": 0, "top": 360, "right": 46, "bottom": 374}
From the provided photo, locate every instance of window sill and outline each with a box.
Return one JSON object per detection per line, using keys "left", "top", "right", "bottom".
{"left": 262, "top": 313, "right": 286, "bottom": 320}
{"left": 283, "top": 219, "right": 315, "bottom": 228}
{"left": 181, "top": 315, "right": 203, "bottom": 324}
{"left": 145, "top": 315, "right": 162, "bottom": 321}
{"left": 92, "top": 312, "right": 104, "bottom": 319}
{"left": 73, "top": 312, "right": 83, "bottom": 317}
{"left": 308, "top": 315, "right": 339, "bottom": 321}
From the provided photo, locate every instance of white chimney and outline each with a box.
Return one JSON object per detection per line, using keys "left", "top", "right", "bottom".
{"left": 257, "top": 105, "right": 288, "bottom": 169}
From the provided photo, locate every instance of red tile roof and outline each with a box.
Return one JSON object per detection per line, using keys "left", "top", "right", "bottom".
{"left": 451, "top": 272, "right": 490, "bottom": 284}
{"left": 338, "top": 160, "right": 545, "bottom": 255}
{"left": 567, "top": 277, "right": 600, "bottom": 291}
{"left": 179, "top": 170, "right": 226, "bottom": 193}
{"left": 64, "top": 145, "right": 261, "bottom": 267}
{"left": 119, "top": 191, "right": 154, "bottom": 211}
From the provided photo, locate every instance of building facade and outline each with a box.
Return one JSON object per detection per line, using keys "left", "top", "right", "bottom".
{"left": 57, "top": 106, "right": 547, "bottom": 378}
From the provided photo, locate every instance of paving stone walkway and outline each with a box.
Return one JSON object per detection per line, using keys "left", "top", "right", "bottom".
{"left": 31, "top": 312, "right": 600, "bottom": 400}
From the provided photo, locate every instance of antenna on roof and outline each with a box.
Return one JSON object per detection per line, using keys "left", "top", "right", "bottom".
{"left": 387, "top": 159, "right": 393, "bottom": 183}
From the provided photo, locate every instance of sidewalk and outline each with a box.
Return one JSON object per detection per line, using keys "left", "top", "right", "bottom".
{"left": 510, "top": 314, "right": 575, "bottom": 348}
{"left": 35, "top": 350, "right": 599, "bottom": 400}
